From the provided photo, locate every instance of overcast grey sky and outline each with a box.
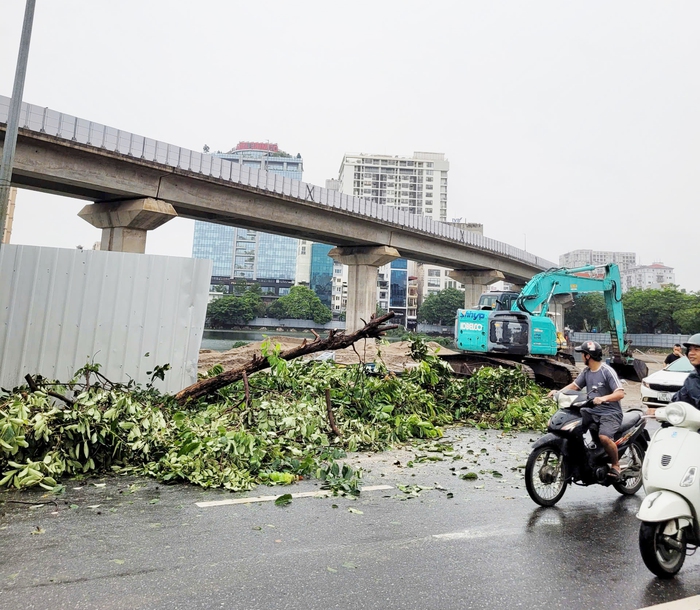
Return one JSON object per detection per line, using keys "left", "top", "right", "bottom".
{"left": 2, "top": 1, "right": 699, "bottom": 290}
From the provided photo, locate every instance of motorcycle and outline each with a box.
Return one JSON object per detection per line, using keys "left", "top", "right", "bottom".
{"left": 525, "top": 389, "right": 649, "bottom": 507}
{"left": 637, "top": 401, "right": 700, "bottom": 578}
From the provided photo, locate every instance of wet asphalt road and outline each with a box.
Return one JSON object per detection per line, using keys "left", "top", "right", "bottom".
{"left": 2, "top": 422, "right": 698, "bottom": 610}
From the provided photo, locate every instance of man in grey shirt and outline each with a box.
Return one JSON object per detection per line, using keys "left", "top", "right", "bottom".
{"left": 548, "top": 340, "right": 626, "bottom": 479}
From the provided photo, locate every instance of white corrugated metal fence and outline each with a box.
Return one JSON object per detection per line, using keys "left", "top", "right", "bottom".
{"left": 0, "top": 245, "right": 211, "bottom": 393}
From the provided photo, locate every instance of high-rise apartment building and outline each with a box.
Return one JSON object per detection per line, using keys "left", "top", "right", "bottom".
{"left": 559, "top": 250, "right": 636, "bottom": 271}
{"left": 192, "top": 142, "right": 303, "bottom": 283}
{"left": 338, "top": 151, "right": 449, "bottom": 221}
{"left": 336, "top": 151, "right": 450, "bottom": 327}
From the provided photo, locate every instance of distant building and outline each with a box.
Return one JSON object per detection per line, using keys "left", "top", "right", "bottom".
{"left": 559, "top": 249, "right": 636, "bottom": 270}
{"left": 621, "top": 262, "right": 675, "bottom": 292}
{"left": 415, "top": 221, "right": 481, "bottom": 300}
{"left": 192, "top": 142, "right": 303, "bottom": 283}
{"left": 337, "top": 151, "right": 448, "bottom": 222}
{"left": 335, "top": 151, "right": 451, "bottom": 326}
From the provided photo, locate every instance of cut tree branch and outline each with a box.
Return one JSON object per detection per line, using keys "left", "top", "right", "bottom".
{"left": 175, "top": 312, "right": 397, "bottom": 405}
{"left": 24, "top": 374, "right": 74, "bottom": 407}
{"left": 325, "top": 388, "right": 342, "bottom": 437}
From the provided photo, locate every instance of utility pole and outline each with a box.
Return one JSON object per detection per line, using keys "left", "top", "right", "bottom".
{"left": 0, "top": 0, "right": 36, "bottom": 247}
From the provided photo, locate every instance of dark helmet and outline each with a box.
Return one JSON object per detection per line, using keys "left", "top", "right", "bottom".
{"left": 575, "top": 340, "right": 603, "bottom": 361}
{"left": 683, "top": 333, "right": 700, "bottom": 350}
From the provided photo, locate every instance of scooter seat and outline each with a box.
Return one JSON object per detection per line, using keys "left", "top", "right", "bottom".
{"left": 589, "top": 410, "right": 642, "bottom": 442}
{"left": 616, "top": 410, "right": 642, "bottom": 438}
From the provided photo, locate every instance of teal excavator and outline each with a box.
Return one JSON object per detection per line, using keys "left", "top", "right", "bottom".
{"left": 442, "top": 264, "right": 648, "bottom": 387}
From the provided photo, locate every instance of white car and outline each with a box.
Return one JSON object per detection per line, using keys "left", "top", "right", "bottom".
{"left": 641, "top": 356, "right": 694, "bottom": 408}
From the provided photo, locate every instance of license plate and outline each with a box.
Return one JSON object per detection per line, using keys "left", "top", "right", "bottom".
{"left": 657, "top": 392, "right": 672, "bottom": 403}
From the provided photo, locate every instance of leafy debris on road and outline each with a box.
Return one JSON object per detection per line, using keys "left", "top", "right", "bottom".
{"left": 0, "top": 338, "right": 553, "bottom": 493}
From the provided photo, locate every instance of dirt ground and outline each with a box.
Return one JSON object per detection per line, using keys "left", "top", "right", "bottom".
{"left": 198, "top": 340, "right": 663, "bottom": 410}
{"left": 198, "top": 337, "right": 457, "bottom": 374}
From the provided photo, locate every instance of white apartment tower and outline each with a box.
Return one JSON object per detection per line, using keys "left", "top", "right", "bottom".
{"left": 338, "top": 151, "right": 449, "bottom": 221}
{"left": 337, "top": 152, "right": 451, "bottom": 327}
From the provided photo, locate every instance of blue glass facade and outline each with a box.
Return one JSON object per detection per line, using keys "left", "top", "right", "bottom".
{"left": 192, "top": 223, "right": 235, "bottom": 277}
{"left": 310, "top": 243, "right": 334, "bottom": 307}
{"left": 192, "top": 145, "right": 303, "bottom": 281}
{"left": 257, "top": 232, "right": 297, "bottom": 280}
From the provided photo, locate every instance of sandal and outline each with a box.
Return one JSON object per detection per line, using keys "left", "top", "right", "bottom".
{"left": 607, "top": 467, "right": 621, "bottom": 481}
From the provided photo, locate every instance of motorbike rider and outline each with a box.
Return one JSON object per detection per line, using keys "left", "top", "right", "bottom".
{"left": 671, "top": 333, "right": 700, "bottom": 407}
{"left": 548, "top": 340, "right": 626, "bottom": 479}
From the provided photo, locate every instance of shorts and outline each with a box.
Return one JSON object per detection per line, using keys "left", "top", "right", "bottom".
{"left": 580, "top": 408, "right": 623, "bottom": 440}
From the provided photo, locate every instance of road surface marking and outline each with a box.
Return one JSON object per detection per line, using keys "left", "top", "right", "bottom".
{"left": 196, "top": 485, "right": 393, "bottom": 507}
{"left": 638, "top": 596, "right": 700, "bottom": 610}
{"left": 433, "top": 526, "right": 520, "bottom": 541}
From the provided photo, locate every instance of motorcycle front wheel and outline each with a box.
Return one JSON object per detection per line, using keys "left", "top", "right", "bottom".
{"left": 639, "top": 520, "right": 687, "bottom": 578}
{"left": 613, "top": 439, "right": 645, "bottom": 496}
{"left": 525, "top": 444, "right": 567, "bottom": 507}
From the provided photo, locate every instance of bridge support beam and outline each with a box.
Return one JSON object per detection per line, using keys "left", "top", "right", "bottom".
{"left": 448, "top": 269, "right": 505, "bottom": 309}
{"left": 328, "top": 245, "right": 400, "bottom": 333}
{"left": 78, "top": 198, "right": 177, "bottom": 253}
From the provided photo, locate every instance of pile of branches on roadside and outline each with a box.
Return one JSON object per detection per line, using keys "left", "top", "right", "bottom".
{"left": 0, "top": 335, "right": 554, "bottom": 494}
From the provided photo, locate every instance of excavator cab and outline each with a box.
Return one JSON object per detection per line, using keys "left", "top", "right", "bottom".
{"left": 487, "top": 313, "right": 530, "bottom": 355}
{"left": 477, "top": 291, "right": 519, "bottom": 311}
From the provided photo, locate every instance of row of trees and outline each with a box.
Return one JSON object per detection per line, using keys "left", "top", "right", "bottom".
{"left": 206, "top": 285, "right": 332, "bottom": 328}
{"left": 207, "top": 283, "right": 700, "bottom": 333}
{"left": 564, "top": 287, "right": 700, "bottom": 334}
{"left": 414, "top": 285, "right": 700, "bottom": 333}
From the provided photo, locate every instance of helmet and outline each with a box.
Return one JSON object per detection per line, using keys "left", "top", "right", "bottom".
{"left": 683, "top": 333, "right": 700, "bottom": 350}
{"left": 575, "top": 340, "right": 603, "bottom": 361}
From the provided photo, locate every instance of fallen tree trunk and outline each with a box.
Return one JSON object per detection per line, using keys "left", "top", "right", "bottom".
{"left": 175, "top": 312, "right": 397, "bottom": 405}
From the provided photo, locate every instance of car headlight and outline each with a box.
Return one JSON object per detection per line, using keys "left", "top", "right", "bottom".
{"left": 642, "top": 381, "right": 650, "bottom": 388}
{"left": 666, "top": 403, "right": 687, "bottom": 426}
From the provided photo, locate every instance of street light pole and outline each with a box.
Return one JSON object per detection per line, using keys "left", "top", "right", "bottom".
{"left": 0, "top": 0, "right": 36, "bottom": 247}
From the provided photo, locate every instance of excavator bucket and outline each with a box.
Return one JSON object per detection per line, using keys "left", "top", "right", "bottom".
{"left": 609, "top": 357, "right": 648, "bottom": 382}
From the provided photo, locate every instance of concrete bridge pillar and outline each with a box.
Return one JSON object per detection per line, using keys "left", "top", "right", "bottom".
{"left": 78, "top": 198, "right": 177, "bottom": 253}
{"left": 328, "top": 245, "right": 400, "bottom": 333}
{"left": 448, "top": 269, "right": 505, "bottom": 309}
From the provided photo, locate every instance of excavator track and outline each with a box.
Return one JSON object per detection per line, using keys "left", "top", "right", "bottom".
{"left": 438, "top": 353, "right": 536, "bottom": 381}
{"left": 522, "top": 356, "right": 579, "bottom": 387}
{"left": 439, "top": 353, "right": 577, "bottom": 388}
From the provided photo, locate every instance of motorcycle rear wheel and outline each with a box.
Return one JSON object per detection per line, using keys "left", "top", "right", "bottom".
{"left": 613, "top": 440, "right": 644, "bottom": 496}
{"left": 639, "top": 520, "right": 686, "bottom": 578}
{"left": 525, "top": 444, "right": 567, "bottom": 507}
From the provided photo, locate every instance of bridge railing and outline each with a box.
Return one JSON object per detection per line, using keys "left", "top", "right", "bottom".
{"left": 1, "top": 95, "right": 555, "bottom": 271}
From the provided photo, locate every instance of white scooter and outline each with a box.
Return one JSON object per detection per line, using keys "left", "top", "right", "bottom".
{"left": 637, "top": 401, "right": 700, "bottom": 578}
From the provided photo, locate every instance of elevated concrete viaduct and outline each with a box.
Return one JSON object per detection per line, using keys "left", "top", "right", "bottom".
{"left": 1, "top": 96, "right": 556, "bottom": 330}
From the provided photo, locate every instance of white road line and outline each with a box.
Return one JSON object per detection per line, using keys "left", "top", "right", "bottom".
{"left": 196, "top": 485, "right": 393, "bottom": 507}
{"left": 433, "top": 526, "right": 520, "bottom": 541}
{"left": 638, "top": 596, "right": 700, "bottom": 610}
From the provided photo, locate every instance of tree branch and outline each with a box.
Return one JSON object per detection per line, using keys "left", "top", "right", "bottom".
{"left": 175, "top": 312, "right": 397, "bottom": 405}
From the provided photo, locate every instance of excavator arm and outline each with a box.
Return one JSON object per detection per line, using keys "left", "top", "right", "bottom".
{"left": 514, "top": 264, "right": 633, "bottom": 358}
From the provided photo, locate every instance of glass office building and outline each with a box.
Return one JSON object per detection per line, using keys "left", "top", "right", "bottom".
{"left": 310, "top": 243, "right": 334, "bottom": 308}
{"left": 192, "top": 142, "right": 303, "bottom": 282}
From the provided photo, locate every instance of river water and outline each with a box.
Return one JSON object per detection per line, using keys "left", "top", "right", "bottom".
{"left": 200, "top": 329, "right": 413, "bottom": 352}
{"left": 200, "top": 329, "right": 315, "bottom": 352}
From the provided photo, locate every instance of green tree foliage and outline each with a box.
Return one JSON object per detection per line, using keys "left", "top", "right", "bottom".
{"left": 565, "top": 293, "right": 609, "bottom": 332}
{"left": 623, "top": 287, "right": 695, "bottom": 334}
{"left": 267, "top": 285, "right": 332, "bottom": 324}
{"left": 417, "top": 287, "right": 465, "bottom": 325}
{"left": 0, "top": 339, "right": 552, "bottom": 492}
{"left": 206, "top": 286, "right": 266, "bottom": 328}
{"left": 566, "top": 287, "right": 700, "bottom": 334}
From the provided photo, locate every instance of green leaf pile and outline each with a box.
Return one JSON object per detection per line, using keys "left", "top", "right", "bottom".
{"left": 0, "top": 338, "right": 554, "bottom": 492}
